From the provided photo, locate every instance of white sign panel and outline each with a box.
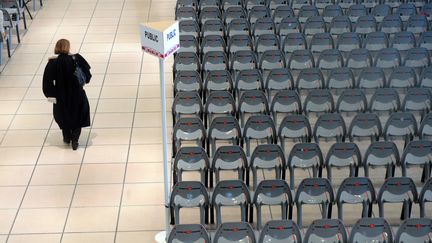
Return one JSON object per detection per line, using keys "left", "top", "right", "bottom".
{"left": 140, "top": 21, "right": 180, "bottom": 59}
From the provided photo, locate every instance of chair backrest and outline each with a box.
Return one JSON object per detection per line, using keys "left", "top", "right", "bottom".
{"left": 212, "top": 180, "right": 251, "bottom": 206}
{"left": 223, "top": 6, "right": 246, "bottom": 24}
{"left": 370, "top": 88, "right": 400, "bottom": 113}
{"left": 298, "top": 5, "right": 318, "bottom": 23}
{"left": 407, "top": 15, "right": 428, "bottom": 35}
{"left": 202, "top": 19, "right": 225, "bottom": 37}
{"left": 374, "top": 47, "right": 401, "bottom": 69}
{"left": 310, "top": 33, "right": 334, "bottom": 53}
{"left": 205, "top": 90, "right": 236, "bottom": 116}
{"left": 355, "top": 15, "right": 377, "bottom": 35}
{"left": 213, "top": 222, "right": 256, "bottom": 243}
{"left": 172, "top": 91, "right": 202, "bottom": 119}
{"left": 228, "top": 34, "right": 253, "bottom": 54}
{"left": 179, "top": 35, "right": 199, "bottom": 53}
{"left": 231, "top": 50, "right": 258, "bottom": 71}
{"left": 346, "top": 48, "right": 373, "bottom": 69}
{"left": 249, "top": 6, "right": 272, "bottom": 24}
{"left": 296, "top": 68, "right": 325, "bottom": 90}
{"left": 404, "top": 47, "right": 430, "bottom": 68}
{"left": 329, "top": 15, "right": 351, "bottom": 35}
{"left": 265, "top": 68, "right": 294, "bottom": 92}
{"left": 313, "top": 113, "right": 346, "bottom": 142}
{"left": 348, "top": 113, "right": 382, "bottom": 141}
{"left": 303, "top": 16, "right": 325, "bottom": 36}
{"left": 364, "top": 141, "right": 400, "bottom": 167}
{"left": 222, "top": 0, "right": 242, "bottom": 10}
{"left": 323, "top": 5, "right": 343, "bottom": 23}
{"left": 317, "top": 49, "right": 343, "bottom": 70}
{"left": 372, "top": 4, "right": 391, "bottom": 22}
{"left": 402, "top": 88, "right": 432, "bottom": 112}
{"left": 336, "top": 177, "right": 376, "bottom": 205}
{"left": 419, "top": 31, "right": 432, "bottom": 51}
{"left": 209, "top": 116, "right": 241, "bottom": 140}
{"left": 419, "top": 177, "right": 432, "bottom": 207}
{"left": 337, "top": 32, "right": 362, "bottom": 53}
{"left": 259, "top": 50, "right": 286, "bottom": 70}
{"left": 278, "top": 17, "right": 301, "bottom": 36}
{"left": 174, "top": 70, "right": 202, "bottom": 94}
{"left": 174, "top": 146, "right": 209, "bottom": 174}
{"left": 212, "top": 145, "right": 247, "bottom": 171}
{"left": 252, "top": 17, "right": 276, "bottom": 38}
{"left": 420, "top": 65, "right": 432, "bottom": 88}
{"left": 288, "top": 49, "right": 314, "bottom": 70}
{"left": 244, "top": 115, "right": 276, "bottom": 140}
{"left": 395, "top": 3, "right": 416, "bottom": 21}
{"left": 420, "top": 113, "right": 432, "bottom": 139}
{"left": 235, "top": 69, "right": 264, "bottom": 94}
{"left": 227, "top": 18, "right": 251, "bottom": 37}
{"left": 173, "top": 117, "right": 206, "bottom": 142}
{"left": 202, "top": 51, "right": 229, "bottom": 73}
{"left": 288, "top": 143, "right": 323, "bottom": 169}
{"left": 179, "top": 20, "right": 200, "bottom": 38}
{"left": 377, "top": 177, "right": 418, "bottom": 204}
{"left": 259, "top": 220, "right": 301, "bottom": 243}
{"left": 364, "top": 31, "right": 388, "bottom": 52}
{"left": 238, "top": 90, "right": 269, "bottom": 115}
{"left": 336, "top": 89, "right": 367, "bottom": 113}
{"left": 271, "top": 90, "right": 301, "bottom": 115}
{"left": 349, "top": 218, "right": 393, "bottom": 243}
{"left": 391, "top": 31, "right": 415, "bottom": 51}
{"left": 174, "top": 52, "right": 200, "bottom": 74}
{"left": 283, "top": 32, "right": 307, "bottom": 53}
{"left": 356, "top": 67, "right": 386, "bottom": 90}
{"left": 304, "top": 89, "right": 334, "bottom": 114}
{"left": 326, "top": 67, "right": 354, "bottom": 90}
{"left": 384, "top": 112, "right": 417, "bottom": 140}
{"left": 380, "top": 14, "right": 403, "bottom": 35}
{"left": 388, "top": 66, "right": 416, "bottom": 89}
{"left": 272, "top": 6, "right": 294, "bottom": 24}
{"left": 170, "top": 181, "right": 209, "bottom": 208}
{"left": 201, "top": 35, "right": 226, "bottom": 54}
{"left": 303, "top": 219, "right": 347, "bottom": 243}
{"left": 278, "top": 114, "right": 311, "bottom": 141}
{"left": 253, "top": 179, "right": 292, "bottom": 205}
{"left": 176, "top": 6, "right": 198, "bottom": 21}
{"left": 167, "top": 224, "right": 211, "bottom": 243}
{"left": 326, "top": 142, "right": 361, "bottom": 168}
{"left": 395, "top": 218, "right": 432, "bottom": 243}
{"left": 204, "top": 70, "right": 233, "bottom": 93}
{"left": 401, "top": 140, "right": 432, "bottom": 167}
{"left": 348, "top": 4, "right": 367, "bottom": 22}
{"left": 250, "top": 144, "right": 286, "bottom": 169}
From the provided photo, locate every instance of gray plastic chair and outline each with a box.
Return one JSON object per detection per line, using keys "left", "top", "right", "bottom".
{"left": 419, "top": 177, "right": 432, "bottom": 217}
{"left": 380, "top": 14, "right": 403, "bottom": 35}
{"left": 372, "top": 4, "right": 392, "bottom": 22}
{"left": 395, "top": 218, "right": 432, "bottom": 243}
{"left": 303, "top": 219, "right": 346, "bottom": 243}
{"left": 211, "top": 180, "right": 251, "bottom": 226}
{"left": 179, "top": 35, "right": 199, "bottom": 53}
{"left": 202, "top": 51, "right": 229, "bottom": 74}
{"left": 249, "top": 6, "right": 270, "bottom": 24}
{"left": 336, "top": 177, "right": 376, "bottom": 221}
{"left": 369, "top": 88, "right": 400, "bottom": 113}
{"left": 167, "top": 224, "right": 210, "bottom": 243}
{"left": 222, "top": 0, "right": 242, "bottom": 10}
{"left": 278, "top": 115, "right": 311, "bottom": 153}
{"left": 288, "top": 143, "right": 323, "bottom": 189}
{"left": 346, "top": 48, "right": 373, "bottom": 70}
{"left": 172, "top": 91, "right": 203, "bottom": 125}
{"left": 326, "top": 67, "right": 355, "bottom": 90}
{"left": 298, "top": 5, "right": 319, "bottom": 24}
{"left": 404, "top": 47, "right": 430, "bottom": 69}
{"left": 201, "top": 35, "right": 226, "bottom": 55}
{"left": 283, "top": 33, "right": 307, "bottom": 54}
{"left": 268, "top": 0, "right": 289, "bottom": 11}
{"left": 317, "top": 49, "right": 344, "bottom": 70}
{"left": 179, "top": 20, "right": 200, "bottom": 38}
{"left": 357, "top": 67, "right": 386, "bottom": 90}
{"left": 419, "top": 31, "right": 432, "bottom": 51}
{"left": 355, "top": 15, "right": 377, "bottom": 35}
{"left": 253, "top": 180, "right": 292, "bottom": 229}
{"left": 336, "top": 89, "right": 367, "bottom": 114}
{"left": 420, "top": 113, "right": 432, "bottom": 140}
{"left": 176, "top": 6, "right": 197, "bottom": 21}
{"left": 291, "top": 0, "right": 310, "bottom": 10}
{"left": 304, "top": 89, "right": 334, "bottom": 115}
{"left": 384, "top": 0, "right": 402, "bottom": 9}
{"left": 288, "top": 50, "right": 314, "bottom": 70}
{"left": 325, "top": 143, "right": 360, "bottom": 183}
{"left": 347, "top": 4, "right": 366, "bottom": 23}
{"left": 250, "top": 144, "right": 286, "bottom": 189}
{"left": 314, "top": 113, "right": 346, "bottom": 143}
{"left": 227, "top": 18, "right": 251, "bottom": 37}
{"left": 252, "top": 17, "right": 276, "bottom": 39}
{"left": 227, "top": 34, "right": 253, "bottom": 56}
{"left": 201, "top": 19, "right": 225, "bottom": 38}
{"left": 402, "top": 88, "right": 432, "bottom": 113}
{"left": 173, "top": 146, "right": 209, "bottom": 186}
{"left": 388, "top": 66, "right": 417, "bottom": 89}
{"left": 377, "top": 176, "right": 418, "bottom": 220}
{"left": 272, "top": 6, "right": 294, "bottom": 25}
{"left": 391, "top": 31, "right": 416, "bottom": 52}
{"left": 271, "top": 90, "right": 301, "bottom": 125}
{"left": 395, "top": 3, "right": 416, "bottom": 22}
{"left": 296, "top": 68, "right": 325, "bottom": 91}
{"left": 208, "top": 116, "right": 241, "bottom": 156}
{"left": 336, "top": 32, "right": 362, "bottom": 54}
{"left": 246, "top": 0, "right": 266, "bottom": 10}
{"left": 337, "top": 0, "right": 356, "bottom": 10}
{"left": 170, "top": 181, "right": 209, "bottom": 225}
{"left": 303, "top": 16, "right": 325, "bottom": 36}
{"left": 231, "top": 50, "right": 258, "bottom": 73}
{"left": 265, "top": 68, "right": 294, "bottom": 101}
{"left": 364, "top": 31, "right": 389, "bottom": 52}
{"left": 235, "top": 69, "right": 264, "bottom": 100}
{"left": 199, "top": 6, "right": 221, "bottom": 25}
{"left": 330, "top": 16, "right": 352, "bottom": 36}
{"left": 258, "top": 220, "right": 301, "bottom": 243}
{"left": 255, "top": 34, "right": 280, "bottom": 55}
{"left": 259, "top": 50, "right": 286, "bottom": 76}
{"left": 364, "top": 141, "right": 399, "bottom": 179}
{"left": 173, "top": 117, "right": 206, "bottom": 157}
{"left": 243, "top": 115, "right": 276, "bottom": 156}
{"left": 204, "top": 91, "right": 235, "bottom": 127}
{"left": 174, "top": 70, "right": 202, "bottom": 95}
{"left": 315, "top": 0, "right": 334, "bottom": 11}
{"left": 374, "top": 47, "right": 401, "bottom": 69}
{"left": 223, "top": 6, "right": 246, "bottom": 24}
{"left": 213, "top": 222, "right": 256, "bottom": 243}
{"left": 278, "top": 17, "right": 301, "bottom": 37}
{"left": 384, "top": 112, "right": 417, "bottom": 141}
{"left": 348, "top": 113, "right": 382, "bottom": 142}
{"left": 420, "top": 66, "right": 432, "bottom": 89}
{"left": 211, "top": 145, "right": 247, "bottom": 186}
{"left": 349, "top": 218, "right": 393, "bottom": 243}
{"left": 238, "top": 90, "right": 269, "bottom": 127}
{"left": 359, "top": 0, "right": 379, "bottom": 9}
{"left": 401, "top": 140, "right": 432, "bottom": 183}
{"left": 203, "top": 70, "right": 233, "bottom": 99}
{"left": 310, "top": 33, "right": 334, "bottom": 53}
{"left": 174, "top": 52, "right": 201, "bottom": 75}
{"left": 406, "top": 15, "right": 428, "bottom": 35}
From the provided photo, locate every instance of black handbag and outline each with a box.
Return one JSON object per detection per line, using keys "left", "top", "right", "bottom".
{"left": 72, "top": 55, "right": 88, "bottom": 86}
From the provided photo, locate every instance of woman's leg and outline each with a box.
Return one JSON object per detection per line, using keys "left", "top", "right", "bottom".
{"left": 71, "top": 128, "right": 81, "bottom": 150}
{"left": 62, "top": 129, "right": 71, "bottom": 144}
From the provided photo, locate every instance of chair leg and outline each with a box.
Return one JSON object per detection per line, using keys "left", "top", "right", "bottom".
{"left": 22, "top": 11, "right": 27, "bottom": 29}
{"left": 256, "top": 205, "right": 262, "bottom": 230}
{"left": 338, "top": 202, "right": 343, "bottom": 220}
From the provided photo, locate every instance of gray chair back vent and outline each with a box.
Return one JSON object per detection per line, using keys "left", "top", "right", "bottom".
{"left": 303, "top": 219, "right": 347, "bottom": 243}
{"left": 173, "top": 146, "right": 209, "bottom": 186}
{"left": 349, "top": 218, "right": 393, "bottom": 243}
{"left": 395, "top": 218, "right": 432, "bottom": 243}
{"left": 167, "top": 224, "right": 210, "bottom": 243}
{"left": 213, "top": 222, "right": 256, "bottom": 243}
{"left": 258, "top": 220, "right": 301, "bottom": 243}
{"left": 325, "top": 142, "right": 360, "bottom": 183}
{"left": 364, "top": 141, "right": 399, "bottom": 179}
{"left": 288, "top": 143, "right": 323, "bottom": 189}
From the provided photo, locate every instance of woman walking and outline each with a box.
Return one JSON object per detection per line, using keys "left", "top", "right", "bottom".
{"left": 43, "top": 39, "right": 91, "bottom": 150}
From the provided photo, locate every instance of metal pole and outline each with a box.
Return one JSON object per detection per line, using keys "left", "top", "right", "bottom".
{"left": 159, "top": 58, "right": 171, "bottom": 240}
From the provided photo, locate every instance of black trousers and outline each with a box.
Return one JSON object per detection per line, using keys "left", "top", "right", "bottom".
{"left": 62, "top": 128, "right": 81, "bottom": 142}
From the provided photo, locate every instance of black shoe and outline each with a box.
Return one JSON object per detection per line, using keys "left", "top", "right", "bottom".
{"left": 72, "top": 141, "right": 79, "bottom": 150}
{"left": 63, "top": 138, "right": 71, "bottom": 144}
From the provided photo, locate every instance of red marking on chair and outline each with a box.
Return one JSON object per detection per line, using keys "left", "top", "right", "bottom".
{"left": 354, "top": 182, "right": 360, "bottom": 187}
{"left": 416, "top": 224, "right": 422, "bottom": 229}
{"left": 276, "top": 226, "right": 284, "bottom": 230}
{"left": 369, "top": 224, "right": 375, "bottom": 228}
{"left": 183, "top": 230, "right": 193, "bottom": 234}
{"left": 187, "top": 187, "right": 193, "bottom": 191}
{"left": 232, "top": 227, "right": 239, "bottom": 232}
{"left": 323, "top": 224, "right": 330, "bottom": 229}
{"left": 187, "top": 122, "right": 192, "bottom": 126}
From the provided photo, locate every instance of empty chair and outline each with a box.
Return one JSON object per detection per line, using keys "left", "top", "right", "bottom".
{"left": 201, "top": 19, "right": 225, "bottom": 38}
{"left": 337, "top": 32, "right": 362, "bottom": 53}
{"left": 278, "top": 17, "right": 301, "bottom": 37}
{"left": 265, "top": 68, "right": 294, "bottom": 100}
{"left": 291, "top": 0, "right": 310, "bottom": 10}
{"left": 172, "top": 91, "right": 203, "bottom": 125}
{"left": 323, "top": 5, "right": 343, "bottom": 24}
{"left": 304, "top": 219, "right": 347, "bottom": 243}
{"left": 238, "top": 90, "right": 269, "bottom": 127}
{"left": 359, "top": 0, "right": 379, "bottom": 9}
{"left": 212, "top": 146, "right": 247, "bottom": 185}
{"left": 380, "top": 14, "right": 403, "bottom": 35}
{"left": 406, "top": 15, "right": 428, "bottom": 35}
{"left": 204, "top": 91, "right": 236, "bottom": 127}
{"left": 407, "top": 0, "right": 425, "bottom": 8}
{"left": 259, "top": 50, "right": 286, "bottom": 77}
{"left": 272, "top": 6, "right": 294, "bottom": 25}
{"left": 326, "top": 67, "right": 355, "bottom": 90}
{"left": 309, "top": 33, "right": 334, "bottom": 53}
{"left": 179, "top": 35, "right": 199, "bottom": 53}
{"left": 355, "top": 15, "right": 377, "bottom": 35}
{"left": 395, "top": 218, "right": 432, "bottom": 243}
{"left": 246, "top": 0, "right": 266, "bottom": 10}
{"left": 179, "top": 20, "right": 200, "bottom": 38}
{"left": 295, "top": 179, "right": 334, "bottom": 228}
{"left": 401, "top": 140, "right": 432, "bottom": 182}
{"left": 199, "top": 6, "right": 221, "bottom": 25}
{"left": 384, "top": 112, "right": 417, "bottom": 141}
{"left": 404, "top": 47, "right": 430, "bottom": 69}
{"left": 372, "top": 4, "right": 392, "bottom": 22}
{"left": 364, "top": 141, "right": 399, "bottom": 179}
{"left": 202, "top": 51, "right": 228, "bottom": 73}
{"left": 364, "top": 31, "right": 389, "bottom": 52}
{"left": 253, "top": 180, "right": 292, "bottom": 229}
{"left": 374, "top": 47, "right": 401, "bottom": 69}
{"left": 170, "top": 181, "right": 209, "bottom": 225}
{"left": 377, "top": 176, "right": 418, "bottom": 220}
{"left": 349, "top": 218, "right": 393, "bottom": 243}
{"left": 388, "top": 66, "right": 417, "bottom": 89}
{"left": 384, "top": 0, "right": 402, "bottom": 9}
{"left": 258, "top": 220, "right": 301, "bottom": 243}
{"left": 227, "top": 19, "right": 251, "bottom": 37}
{"left": 329, "top": 16, "right": 352, "bottom": 36}
{"left": 346, "top": 48, "right": 373, "bottom": 70}
{"left": 396, "top": 3, "right": 416, "bottom": 22}
{"left": 356, "top": 67, "right": 386, "bottom": 90}
{"left": 288, "top": 50, "right": 314, "bottom": 70}
{"left": 296, "top": 68, "right": 325, "bottom": 90}
{"left": 211, "top": 181, "right": 251, "bottom": 226}
{"left": 204, "top": 70, "right": 233, "bottom": 96}
{"left": 176, "top": 0, "right": 198, "bottom": 10}
{"left": 391, "top": 31, "right": 416, "bottom": 52}
{"left": 336, "top": 89, "right": 367, "bottom": 113}
{"left": 173, "top": 147, "right": 209, "bottom": 186}
{"left": 250, "top": 144, "right": 286, "bottom": 189}
{"left": 224, "top": 6, "right": 247, "bottom": 24}
{"left": 419, "top": 177, "right": 432, "bottom": 217}
{"left": 248, "top": 6, "right": 271, "bottom": 24}
{"left": 314, "top": 114, "right": 346, "bottom": 142}
{"left": 268, "top": 0, "right": 289, "bottom": 11}
{"left": 199, "top": 0, "right": 219, "bottom": 8}
{"left": 298, "top": 5, "right": 319, "bottom": 24}
{"left": 283, "top": 33, "right": 307, "bottom": 54}
{"left": 201, "top": 35, "right": 226, "bottom": 54}
{"left": 176, "top": 6, "right": 198, "bottom": 21}
{"left": 422, "top": 3, "right": 432, "bottom": 20}
{"left": 304, "top": 89, "right": 334, "bottom": 115}
{"left": 255, "top": 34, "right": 281, "bottom": 55}
{"left": 347, "top": 4, "right": 367, "bottom": 23}
{"left": 243, "top": 115, "right": 276, "bottom": 156}
{"left": 420, "top": 66, "right": 432, "bottom": 89}
{"left": 222, "top": 0, "right": 243, "bottom": 9}
{"left": 173, "top": 118, "right": 206, "bottom": 157}
{"left": 174, "top": 52, "right": 200, "bottom": 75}
{"left": 369, "top": 88, "right": 401, "bottom": 113}
{"left": 228, "top": 34, "right": 253, "bottom": 55}
{"left": 402, "top": 88, "right": 432, "bottom": 113}
{"left": 271, "top": 90, "right": 302, "bottom": 123}
{"left": 337, "top": 0, "right": 356, "bottom": 9}
{"left": 278, "top": 115, "right": 311, "bottom": 152}
{"left": 348, "top": 113, "right": 382, "bottom": 142}
{"left": 418, "top": 31, "right": 432, "bottom": 51}
{"left": 235, "top": 69, "right": 264, "bottom": 99}
{"left": 231, "top": 50, "right": 258, "bottom": 73}
{"left": 420, "top": 113, "right": 432, "bottom": 139}
{"left": 336, "top": 177, "right": 376, "bottom": 220}
{"left": 303, "top": 16, "right": 326, "bottom": 36}
{"left": 174, "top": 71, "right": 202, "bottom": 95}
{"left": 167, "top": 224, "right": 210, "bottom": 243}
{"left": 213, "top": 222, "right": 256, "bottom": 243}
{"left": 252, "top": 17, "right": 276, "bottom": 39}
{"left": 318, "top": 49, "right": 344, "bottom": 70}
{"left": 287, "top": 143, "right": 323, "bottom": 189}
{"left": 315, "top": 0, "right": 334, "bottom": 10}
{"left": 208, "top": 116, "right": 241, "bottom": 156}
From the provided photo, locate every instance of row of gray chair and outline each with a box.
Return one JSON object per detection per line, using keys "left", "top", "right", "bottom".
{"left": 168, "top": 217, "right": 432, "bottom": 243}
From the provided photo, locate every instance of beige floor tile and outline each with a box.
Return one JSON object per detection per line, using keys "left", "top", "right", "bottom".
{"left": 72, "top": 184, "right": 123, "bottom": 207}
{"left": 79, "top": 52, "right": 111, "bottom": 64}
{"left": 128, "top": 144, "right": 167, "bottom": 163}
{"left": 0, "top": 187, "right": 26, "bottom": 209}
{"left": 96, "top": 99, "right": 136, "bottom": 113}
{"left": 111, "top": 43, "right": 141, "bottom": 53}
{"left": 78, "top": 163, "right": 125, "bottom": 184}
{"left": 11, "top": 208, "right": 68, "bottom": 234}
{"left": 64, "top": 207, "right": 118, "bottom": 232}
{"left": 83, "top": 145, "right": 129, "bottom": 163}
{"left": 7, "top": 234, "right": 61, "bottom": 243}
{"left": 0, "top": 147, "right": 41, "bottom": 165}
{"left": 0, "top": 166, "right": 34, "bottom": 186}
{"left": 80, "top": 43, "right": 113, "bottom": 53}
{"left": 16, "top": 100, "right": 52, "bottom": 114}
{"left": 135, "top": 98, "right": 172, "bottom": 113}
{"left": 107, "top": 62, "right": 141, "bottom": 74}
{"left": 9, "top": 114, "right": 53, "bottom": 130}
{"left": 38, "top": 146, "right": 85, "bottom": 165}
{"left": 21, "top": 185, "right": 75, "bottom": 208}
{"left": 1, "top": 130, "right": 47, "bottom": 147}
{"left": 125, "top": 163, "right": 163, "bottom": 183}
{"left": 130, "top": 128, "right": 170, "bottom": 145}
{"left": 103, "top": 74, "right": 140, "bottom": 86}
{"left": 44, "top": 129, "right": 90, "bottom": 147}
{"left": 0, "top": 88, "right": 27, "bottom": 101}
{"left": 0, "top": 101, "right": 20, "bottom": 115}
{"left": 84, "top": 34, "right": 116, "bottom": 44}
{"left": 0, "top": 209, "right": 17, "bottom": 234}
{"left": 62, "top": 232, "right": 115, "bottom": 243}
{"left": 115, "top": 231, "right": 159, "bottom": 243}
{"left": 122, "top": 183, "right": 164, "bottom": 206}
{"left": 87, "top": 25, "right": 118, "bottom": 34}
{"left": 88, "top": 128, "right": 131, "bottom": 145}
{"left": 118, "top": 206, "right": 164, "bottom": 231}
{"left": 133, "top": 112, "right": 172, "bottom": 128}
{"left": 109, "top": 52, "right": 142, "bottom": 63}
{"left": 92, "top": 113, "right": 134, "bottom": 128}
{"left": 30, "top": 165, "right": 80, "bottom": 186}
{"left": 24, "top": 87, "right": 50, "bottom": 100}
{"left": 0, "top": 75, "right": 33, "bottom": 88}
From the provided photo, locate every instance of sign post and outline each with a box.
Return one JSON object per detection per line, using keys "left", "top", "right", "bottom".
{"left": 140, "top": 21, "right": 180, "bottom": 242}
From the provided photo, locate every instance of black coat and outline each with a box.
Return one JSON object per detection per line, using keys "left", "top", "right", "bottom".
{"left": 43, "top": 53, "right": 91, "bottom": 129}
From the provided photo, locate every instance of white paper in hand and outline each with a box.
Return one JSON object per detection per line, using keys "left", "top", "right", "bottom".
{"left": 47, "top": 97, "right": 57, "bottom": 104}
